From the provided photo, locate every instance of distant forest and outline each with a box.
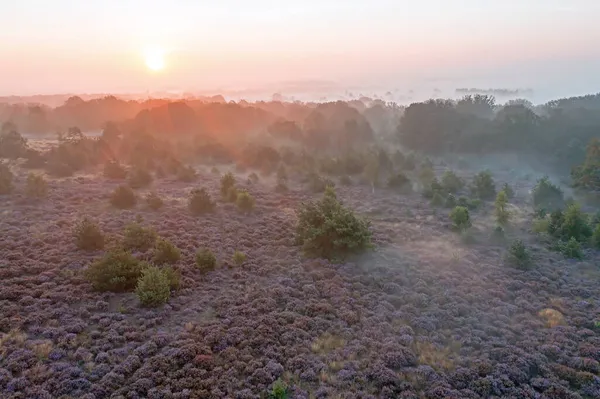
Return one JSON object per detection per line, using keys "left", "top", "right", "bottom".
{"left": 1, "top": 92, "right": 600, "bottom": 177}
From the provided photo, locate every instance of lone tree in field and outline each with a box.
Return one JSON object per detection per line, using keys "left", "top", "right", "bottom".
{"left": 495, "top": 190, "right": 510, "bottom": 226}
{"left": 295, "top": 186, "right": 372, "bottom": 260}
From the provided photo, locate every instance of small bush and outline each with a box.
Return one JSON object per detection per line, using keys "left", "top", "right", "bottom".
{"left": 195, "top": 248, "right": 217, "bottom": 272}
{"left": 0, "top": 162, "right": 13, "bottom": 194}
{"left": 533, "top": 176, "right": 564, "bottom": 211}
{"left": 444, "top": 194, "right": 457, "bottom": 208}
{"left": 495, "top": 190, "right": 510, "bottom": 226}
{"left": 431, "top": 192, "right": 445, "bottom": 207}
{"left": 418, "top": 167, "right": 435, "bottom": 185}
{"left": 103, "top": 161, "right": 127, "bottom": 180}
{"left": 177, "top": 166, "right": 197, "bottom": 182}
{"left": 449, "top": 206, "right": 471, "bottom": 231}
{"left": 502, "top": 182, "right": 515, "bottom": 199}
{"left": 189, "top": 188, "right": 215, "bottom": 215}
{"left": 128, "top": 168, "right": 153, "bottom": 189}
{"left": 73, "top": 217, "right": 105, "bottom": 251}
{"left": 592, "top": 223, "right": 600, "bottom": 249}
{"left": 25, "top": 173, "right": 48, "bottom": 198}
{"left": 163, "top": 266, "right": 181, "bottom": 291}
{"left": 135, "top": 266, "right": 171, "bottom": 307}
{"left": 532, "top": 218, "right": 550, "bottom": 234}
{"left": 123, "top": 223, "right": 157, "bottom": 252}
{"left": 296, "top": 187, "right": 372, "bottom": 260}
{"left": 225, "top": 186, "right": 238, "bottom": 203}
{"left": 553, "top": 203, "right": 592, "bottom": 243}
{"left": 110, "top": 185, "right": 137, "bottom": 209}
{"left": 153, "top": 238, "right": 181, "bottom": 265}
{"left": 85, "top": 250, "right": 143, "bottom": 292}
{"left": 558, "top": 237, "right": 583, "bottom": 260}
{"left": 236, "top": 189, "right": 255, "bottom": 212}
{"left": 232, "top": 250, "right": 246, "bottom": 266}
{"left": 470, "top": 170, "right": 496, "bottom": 200}
{"left": 220, "top": 172, "right": 236, "bottom": 197}
{"left": 248, "top": 172, "right": 259, "bottom": 184}
{"left": 423, "top": 177, "right": 442, "bottom": 199}
{"left": 441, "top": 170, "right": 464, "bottom": 193}
{"left": 269, "top": 378, "right": 289, "bottom": 399}
{"left": 458, "top": 196, "right": 481, "bottom": 210}
{"left": 506, "top": 239, "right": 532, "bottom": 270}
{"left": 145, "top": 192, "right": 164, "bottom": 210}
{"left": 387, "top": 173, "right": 411, "bottom": 190}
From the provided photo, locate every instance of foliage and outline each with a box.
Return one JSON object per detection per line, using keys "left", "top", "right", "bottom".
{"left": 163, "top": 266, "right": 181, "bottom": 291}
{"left": 145, "top": 192, "right": 164, "bottom": 210}
{"left": 84, "top": 250, "right": 143, "bottom": 292}
{"left": 269, "top": 379, "right": 289, "bottom": 399}
{"left": 177, "top": 165, "right": 197, "bottom": 182}
{"left": 220, "top": 172, "right": 236, "bottom": 197}
{"left": 387, "top": 172, "right": 411, "bottom": 190}
{"left": 103, "top": 161, "right": 128, "bottom": 180}
{"left": 457, "top": 196, "right": 481, "bottom": 210}
{"left": 135, "top": 266, "right": 171, "bottom": 307}
{"left": 232, "top": 250, "right": 247, "bottom": 266}
{"left": 153, "top": 238, "right": 181, "bottom": 265}
{"left": 470, "top": 170, "right": 496, "bottom": 200}
{"left": 444, "top": 193, "right": 457, "bottom": 208}
{"left": 418, "top": 166, "right": 435, "bottom": 185}
{"left": 532, "top": 176, "right": 564, "bottom": 211}
{"left": 195, "top": 248, "right": 217, "bottom": 272}
{"left": 236, "top": 189, "right": 256, "bottom": 212}
{"left": 24, "top": 173, "right": 48, "bottom": 198}
{"left": 0, "top": 127, "right": 28, "bottom": 159}
{"left": 441, "top": 170, "right": 464, "bottom": 193}
{"left": 494, "top": 190, "right": 510, "bottom": 225}
{"left": 128, "top": 168, "right": 153, "bottom": 189}
{"left": 123, "top": 223, "right": 157, "bottom": 252}
{"left": 502, "top": 182, "right": 515, "bottom": 199}
{"left": 225, "top": 186, "right": 239, "bottom": 202}
{"left": 295, "top": 187, "right": 372, "bottom": 260}
{"left": 506, "top": 239, "right": 532, "bottom": 270}
{"left": 431, "top": 192, "right": 445, "bottom": 207}
{"left": 73, "top": 217, "right": 105, "bottom": 251}
{"left": 571, "top": 138, "right": 600, "bottom": 190}
{"left": 422, "top": 177, "right": 443, "bottom": 199}
{"left": 189, "top": 188, "right": 215, "bottom": 215}
{"left": 547, "top": 204, "right": 592, "bottom": 243}
{"left": 0, "top": 162, "right": 14, "bottom": 194}
{"left": 307, "top": 172, "right": 335, "bottom": 193}
{"left": 592, "top": 223, "right": 600, "bottom": 249}
{"left": 110, "top": 185, "right": 137, "bottom": 209}
{"left": 532, "top": 217, "right": 550, "bottom": 234}
{"left": 557, "top": 237, "right": 584, "bottom": 260}
{"left": 449, "top": 206, "right": 472, "bottom": 231}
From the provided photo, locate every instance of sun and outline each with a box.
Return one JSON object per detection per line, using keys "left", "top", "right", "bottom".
{"left": 144, "top": 47, "right": 165, "bottom": 71}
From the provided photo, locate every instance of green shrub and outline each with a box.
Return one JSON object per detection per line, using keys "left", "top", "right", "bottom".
{"left": 220, "top": 172, "right": 236, "bottom": 197}
{"left": 128, "top": 168, "right": 153, "bottom": 189}
{"left": 25, "top": 173, "right": 48, "bottom": 198}
{"left": 501, "top": 182, "right": 515, "bottom": 199}
{"left": 506, "top": 239, "right": 532, "bottom": 270}
{"left": 532, "top": 176, "right": 564, "bottom": 211}
{"left": 123, "top": 223, "right": 157, "bottom": 252}
{"left": 295, "top": 187, "right": 372, "bottom": 260}
{"left": 135, "top": 266, "right": 171, "bottom": 307}
{"left": 85, "top": 250, "right": 143, "bottom": 292}
{"left": 422, "top": 177, "right": 442, "bottom": 199}
{"left": 248, "top": 172, "right": 259, "bottom": 183}
{"left": 189, "top": 188, "right": 215, "bottom": 215}
{"left": 449, "top": 206, "right": 471, "bottom": 231}
{"left": 387, "top": 173, "right": 411, "bottom": 190}
{"left": 558, "top": 237, "right": 583, "bottom": 260}
{"left": 269, "top": 378, "right": 289, "bottom": 399}
{"left": 232, "top": 250, "right": 246, "bottom": 265}
{"left": 103, "top": 161, "right": 127, "bottom": 180}
{"left": 236, "top": 189, "right": 255, "bottom": 212}
{"left": 177, "top": 166, "right": 197, "bottom": 182}
{"left": 153, "top": 238, "right": 181, "bottom": 265}
{"left": 441, "top": 170, "right": 464, "bottom": 193}
{"left": 552, "top": 203, "right": 592, "bottom": 243}
{"left": 444, "top": 194, "right": 457, "bottom": 208}
{"left": 73, "top": 217, "right": 105, "bottom": 251}
{"left": 418, "top": 167, "right": 435, "bottom": 185}
{"left": 470, "top": 170, "right": 496, "bottom": 200}
{"left": 495, "top": 190, "right": 510, "bottom": 226}
{"left": 145, "top": 192, "right": 164, "bottom": 210}
{"left": 532, "top": 218, "right": 550, "bottom": 234}
{"left": 110, "top": 185, "right": 137, "bottom": 209}
{"left": 225, "top": 186, "right": 238, "bottom": 202}
{"left": 195, "top": 248, "right": 217, "bottom": 272}
{"left": 458, "top": 196, "right": 481, "bottom": 210}
{"left": 163, "top": 266, "right": 181, "bottom": 291}
{"left": 0, "top": 162, "right": 13, "bottom": 194}
{"left": 592, "top": 223, "right": 600, "bottom": 249}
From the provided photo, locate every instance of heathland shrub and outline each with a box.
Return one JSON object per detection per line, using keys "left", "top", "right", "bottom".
{"left": 25, "top": 173, "right": 48, "bottom": 198}
{"left": 73, "top": 217, "right": 105, "bottom": 251}
{"left": 153, "top": 238, "right": 181, "bottom": 265}
{"left": 225, "top": 186, "right": 238, "bottom": 203}
{"left": 232, "top": 250, "right": 247, "bottom": 265}
{"left": 557, "top": 237, "right": 583, "bottom": 260}
{"left": 195, "top": 248, "right": 217, "bottom": 272}
{"left": 145, "top": 192, "right": 164, "bottom": 210}
{"left": 128, "top": 168, "right": 153, "bottom": 189}
{"left": 123, "top": 223, "right": 157, "bottom": 252}
{"left": 85, "top": 250, "right": 143, "bottom": 292}
{"left": 236, "top": 189, "right": 255, "bottom": 212}
{"left": 135, "top": 266, "right": 171, "bottom": 307}
{"left": 103, "top": 161, "right": 128, "bottom": 180}
{"left": 387, "top": 172, "right": 411, "bottom": 190}
{"left": 552, "top": 203, "right": 592, "bottom": 243}
{"left": 269, "top": 379, "right": 289, "bottom": 399}
{"left": 418, "top": 166, "right": 435, "bottom": 185}
{"left": 177, "top": 166, "right": 197, "bottom": 182}
{"left": 110, "top": 185, "right": 137, "bottom": 209}
{"left": 441, "top": 170, "right": 464, "bottom": 193}
{"left": 506, "top": 239, "right": 532, "bottom": 270}
{"left": 449, "top": 206, "right": 471, "bottom": 231}
{"left": 423, "top": 177, "right": 443, "bottom": 199}
{"left": 532, "top": 176, "right": 564, "bottom": 211}
{"left": 295, "top": 186, "right": 372, "bottom": 260}
{"left": 494, "top": 190, "right": 510, "bottom": 225}
{"left": 189, "top": 188, "right": 216, "bottom": 215}
{"left": 0, "top": 128, "right": 28, "bottom": 159}
{"left": 220, "top": 172, "right": 235, "bottom": 197}
{"left": 163, "top": 266, "right": 181, "bottom": 291}
{"left": 502, "top": 182, "right": 515, "bottom": 199}
{"left": 592, "top": 223, "right": 600, "bottom": 249}
{"left": 470, "top": 170, "right": 496, "bottom": 200}
{"left": 458, "top": 196, "right": 481, "bottom": 210}
{"left": 0, "top": 162, "right": 13, "bottom": 194}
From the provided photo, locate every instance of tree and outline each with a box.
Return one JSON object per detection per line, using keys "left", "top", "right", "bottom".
{"left": 495, "top": 190, "right": 510, "bottom": 225}
{"left": 571, "top": 138, "right": 600, "bottom": 191}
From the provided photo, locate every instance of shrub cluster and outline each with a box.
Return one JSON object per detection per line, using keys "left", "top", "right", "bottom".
{"left": 295, "top": 186, "right": 372, "bottom": 260}
{"left": 177, "top": 165, "right": 197, "bottom": 182}
{"left": 103, "top": 161, "right": 128, "bottom": 180}
{"left": 220, "top": 172, "right": 235, "bottom": 197}
{"left": 195, "top": 248, "right": 217, "bottom": 272}
{"left": 189, "top": 188, "right": 215, "bottom": 215}
{"left": 506, "top": 239, "right": 532, "bottom": 270}
{"left": 532, "top": 176, "right": 564, "bottom": 211}
{"left": 441, "top": 170, "right": 464, "bottom": 193}
{"left": 232, "top": 250, "right": 247, "bottom": 266}
{"left": 85, "top": 250, "right": 144, "bottom": 292}
{"left": 470, "top": 170, "right": 496, "bottom": 200}
{"left": 0, "top": 162, "right": 13, "bottom": 194}
{"left": 153, "top": 238, "right": 181, "bottom": 265}
{"left": 449, "top": 206, "right": 472, "bottom": 231}
{"left": 387, "top": 172, "right": 411, "bottom": 191}
{"left": 145, "top": 192, "right": 164, "bottom": 210}
{"left": 128, "top": 168, "right": 153, "bottom": 189}
{"left": 123, "top": 223, "right": 158, "bottom": 252}
{"left": 236, "top": 189, "right": 255, "bottom": 212}
{"left": 135, "top": 266, "right": 171, "bottom": 307}
{"left": 110, "top": 185, "right": 137, "bottom": 209}
{"left": 25, "top": 173, "right": 48, "bottom": 198}
{"left": 73, "top": 217, "right": 105, "bottom": 251}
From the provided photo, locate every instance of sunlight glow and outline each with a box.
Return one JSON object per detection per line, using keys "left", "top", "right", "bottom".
{"left": 144, "top": 47, "right": 165, "bottom": 71}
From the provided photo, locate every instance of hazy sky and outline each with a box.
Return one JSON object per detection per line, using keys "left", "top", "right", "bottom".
{"left": 1, "top": 0, "right": 600, "bottom": 97}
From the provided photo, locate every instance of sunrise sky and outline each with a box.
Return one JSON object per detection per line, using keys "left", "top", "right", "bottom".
{"left": 1, "top": 0, "right": 599, "bottom": 99}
